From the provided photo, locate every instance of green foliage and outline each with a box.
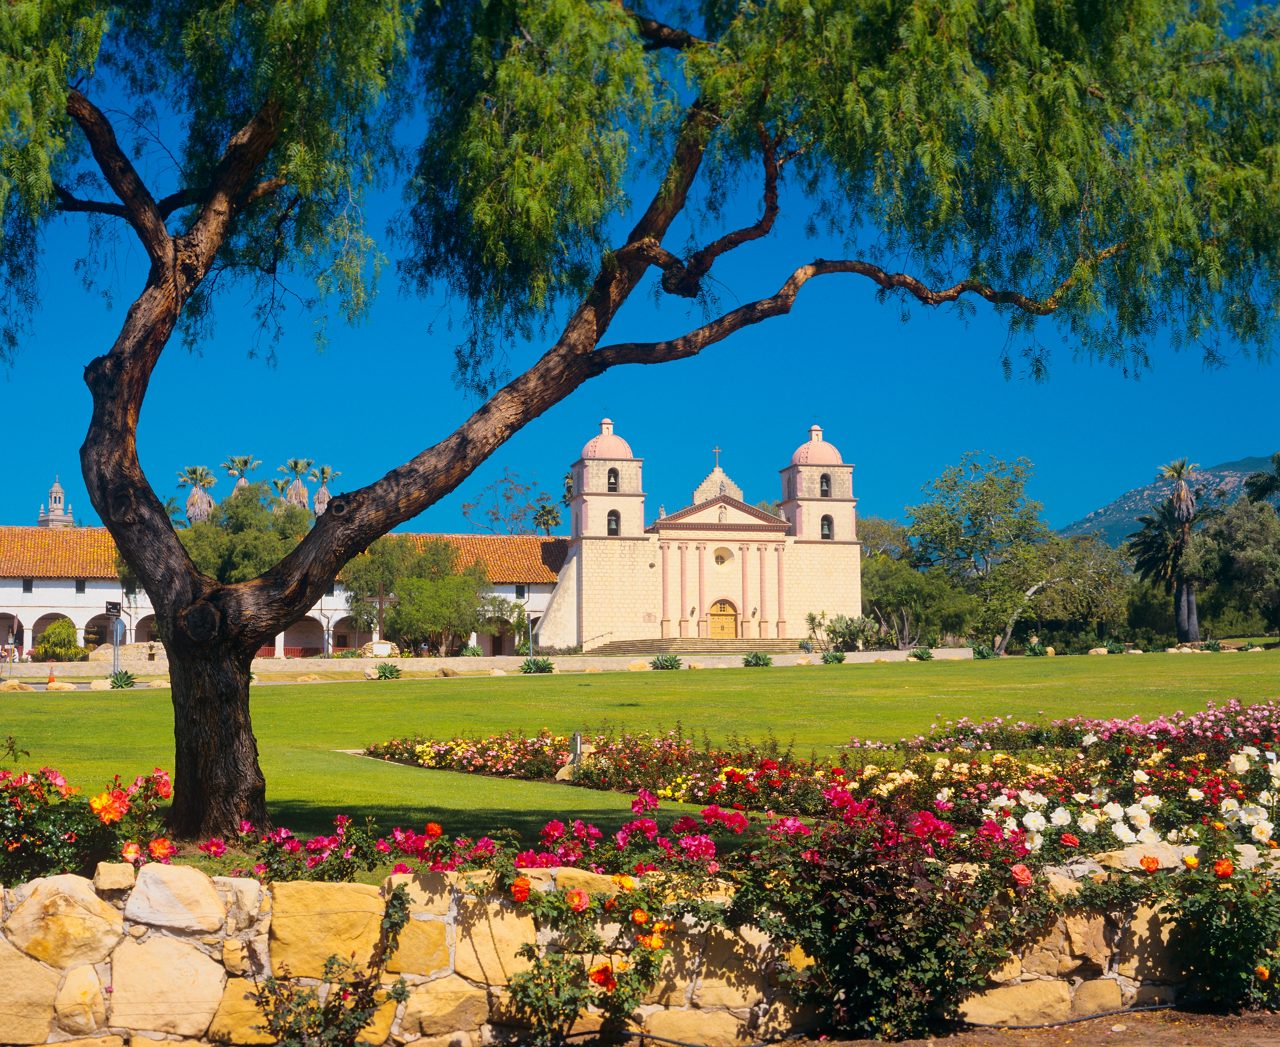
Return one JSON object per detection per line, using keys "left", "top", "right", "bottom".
{"left": 461, "top": 467, "right": 556, "bottom": 534}
{"left": 1105, "top": 639, "right": 1127, "bottom": 655}
{"left": 862, "top": 557, "right": 975, "bottom": 650}
{"left": 909, "top": 646, "right": 934, "bottom": 661}
{"left": 1025, "top": 641, "right": 1048, "bottom": 657}
{"left": 1192, "top": 499, "right": 1280, "bottom": 634}
{"left": 821, "top": 650, "right": 845, "bottom": 665}
{"left": 826, "top": 614, "right": 882, "bottom": 652}
{"left": 742, "top": 652, "right": 772, "bottom": 668}
{"left": 971, "top": 643, "right": 996, "bottom": 660}
{"left": 254, "top": 884, "right": 410, "bottom": 1046}
{"left": 33, "top": 618, "right": 86, "bottom": 662}
{"left": 109, "top": 669, "right": 136, "bottom": 689}
{"left": 179, "top": 484, "right": 312, "bottom": 583}
{"left": 520, "top": 657, "right": 554, "bottom": 675}
{"left": 385, "top": 573, "right": 490, "bottom": 655}
{"left": 374, "top": 662, "right": 401, "bottom": 680}
{"left": 1202, "top": 638, "right": 1223, "bottom": 652}
{"left": 255, "top": 816, "right": 385, "bottom": 882}
{"left": 650, "top": 654, "right": 682, "bottom": 671}
{"left": 461, "top": 645, "right": 483, "bottom": 657}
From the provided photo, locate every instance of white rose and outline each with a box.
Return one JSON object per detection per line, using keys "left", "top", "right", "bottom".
{"left": 1082, "top": 733, "right": 1098, "bottom": 746}
{"left": 1260, "top": 790, "right": 1275, "bottom": 806}
{"left": 1136, "top": 828, "right": 1161, "bottom": 844}
{"left": 1244, "top": 746, "right": 1261, "bottom": 759}
{"left": 1140, "top": 795, "right": 1162, "bottom": 812}
{"left": 1133, "top": 769, "right": 1150, "bottom": 784}
{"left": 1112, "top": 822, "right": 1137, "bottom": 844}
{"left": 1078, "top": 813, "right": 1100, "bottom": 834}
{"left": 1050, "top": 807, "right": 1072, "bottom": 827}
{"left": 1127, "top": 809, "right": 1152, "bottom": 831}
{"left": 1022, "top": 811, "right": 1048, "bottom": 832}
{"left": 1187, "top": 788, "right": 1205, "bottom": 802}
{"left": 1003, "top": 817, "right": 1018, "bottom": 832}
{"left": 1073, "top": 792, "right": 1091, "bottom": 804}
{"left": 1221, "top": 797, "right": 1241, "bottom": 814}
{"left": 1241, "top": 805, "right": 1268, "bottom": 827}
{"left": 1268, "top": 762, "right": 1280, "bottom": 781}
{"left": 1230, "top": 754, "right": 1251, "bottom": 775}
{"left": 1026, "top": 831, "right": 1044, "bottom": 852}
{"left": 1091, "top": 788, "right": 1109, "bottom": 805}
{"left": 936, "top": 787, "right": 953, "bottom": 803}
{"left": 1103, "top": 802, "right": 1125, "bottom": 821}
{"left": 1253, "top": 822, "right": 1274, "bottom": 843}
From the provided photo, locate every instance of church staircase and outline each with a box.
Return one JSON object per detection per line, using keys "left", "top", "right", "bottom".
{"left": 586, "top": 637, "right": 811, "bottom": 658}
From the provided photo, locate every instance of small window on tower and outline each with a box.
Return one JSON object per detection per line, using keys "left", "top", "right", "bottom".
{"left": 515, "top": 584, "right": 527, "bottom": 599}
{"left": 820, "top": 515, "right": 834, "bottom": 540}
{"left": 22, "top": 578, "right": 33, "bottom": 594}
{"left": 75, "top": 579, "right": 86, "bottom": 594}
{"left": 820, "top": 474, "right": 831, "bottom": 497}
{"left": 607, "top": 468, "right": 619, "bottom": 493}
{"left": 607, "top": 510, "right": 621, "bottom": 536}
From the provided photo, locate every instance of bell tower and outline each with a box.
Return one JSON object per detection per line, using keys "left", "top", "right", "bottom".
{"left": 779, "top": 425, "right": 856, "bottom": 542}
{"left": 37, "top": 476, "right": 74, "bottom": 528}
{"left": 570, "top": 419, "right": 645, "bottom": 539}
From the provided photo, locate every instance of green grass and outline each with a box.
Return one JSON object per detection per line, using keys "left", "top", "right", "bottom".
{"left": 6, "top": 652, "right": 1279, "bottom": 838}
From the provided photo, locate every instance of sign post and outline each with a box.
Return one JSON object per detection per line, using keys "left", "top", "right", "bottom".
{"left": 105, "top": 602, "right": 122, "bottom": 676}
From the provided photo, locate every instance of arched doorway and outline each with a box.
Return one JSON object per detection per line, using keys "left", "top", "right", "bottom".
{"left": 32, "top": 613, "right": 75, "bottom": 648}
{"left": 331, "top": 616, "right": 372, "bottom": 652}
{"left": 283, "top": 617, "right": 325, "bottom": 658}
{"left": 134, "top": 614, "right": 159, "bottom": 644}
{"left": 82, "top": 613, "right": 120, "bottom": 650}
{"left": 480, "top": 616, "right": 515, "bottom": 656}
{"left": 709, "top": 599, "right": 738, "bottom": 639}
{"left": 0, "top": 613, "right": 23, "bottom": 659}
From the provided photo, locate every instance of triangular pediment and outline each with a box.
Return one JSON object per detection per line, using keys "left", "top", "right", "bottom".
{"left": 647, "top": 495, "right": 789, "bottom": 533}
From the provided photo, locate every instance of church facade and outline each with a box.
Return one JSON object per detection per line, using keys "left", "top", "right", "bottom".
{"left": 536, "top": 420, "right": 862, "bottom": 651}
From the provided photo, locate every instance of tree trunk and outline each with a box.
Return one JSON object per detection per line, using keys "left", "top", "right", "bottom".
{"left": 165, "top": 642, "right": 267, "bottom": 838}
{"left": 1183, "top": 580, "right": 1202, "bottom": 643}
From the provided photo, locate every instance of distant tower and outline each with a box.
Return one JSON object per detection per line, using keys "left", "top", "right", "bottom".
{"left": 569, "top": 419, "right": 645, "bottom": 539}
{"left": 37, "top": 476, "right": 74, "bottom": 528}
{"left": 779, "top": 425, "right": 856, "bottom": 542}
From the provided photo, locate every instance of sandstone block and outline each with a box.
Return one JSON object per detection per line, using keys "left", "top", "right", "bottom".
{"left": 223, "top": 939, "right": 248, "bottom": 975}
{"left": 1065, "top": 912, "right": 1110, "bottom": 969}
{"left": 362, "top": 998, "right": 398, "bottom": 1044}
{"left": 399, "top": 974, "right": 490, "bottom": 1036}
{"left": 0, "top": 937, "right": 59, "bottom": 1043}
{"left": 5, "top": 874, "right": 123, "bottom": 967}
{"left": 644, "top": 1008, "right": 748, "bottom": 1046}
{"left": 56, "top": 1038, "right": 124, "bottom": 1047}
{"left": 214, "top": 876, "right": 265, "bottom": 933}
{"left": 453, "top": 898, "right": 535, "bottom": 986}
{"left": 627, "top": 660, "right": 649, "bottom": 671}
{"left": 387, "top": 917, "right": 449, "bottom": 975}
{"left": 47, "top": 680, "right": 78, "bottom": 691}
{"left": 1072, "top": 978, "right": 1122, "bottom": 1016}
{"left": 694, "top": 926, "right": 766, "bottom": 1009}
{"left": 93, "top": 862, "right": 136, "bottom": 892}
{"left": 385, "top": 871, "right": 452, "bottom": 915}
{"left": 989, "top": 955, "right": 1021, "bottom": 984}
{"left": 89, "top": 679, "right": 112, "bottom": 690}
{"left": 1095, "top": 843, "right": 1195, "bottom": 872}
{"left": 208, "top": 977, "right": 274, "bottom": 1045}
{"left": 269, "top": 881, "right": 384, "bottom": 978}
{"left": 1088, "top": 647, "right": 1108, "bottom": 655}
{"left": 490, "top": 668, "right": 507, "bottom": 676}
{"left": 364, "top": 667, "right": 379, "bottom": 680}
{"left": 55, "top": 963, "right": 106, "bottom": 1036}
{"left": 125, "top": 863, "right": 226, "bottom": 933}
{"left": 110, "top": 936, "right": 225, "bottom": 1036}
{"left": 1021, "top": 919, "right": 1079, "bottom": 977}
{"left": 555, "top": 868, "right": 618, "bottom": 896}
{"left": 960, "top": 980, "right": 1071, "bottom": 1026}
{"left": 0, "top": 679, "right": 35, "bottom": 691}
{"left": 397, "top": 1035, "right": 472, "bottom": 1047}
{"left": 1116, "top": 903, "right": 1176, "bottom": 981}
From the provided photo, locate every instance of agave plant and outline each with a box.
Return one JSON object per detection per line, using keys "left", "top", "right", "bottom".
{"left": 309, "top": 464, "right": 341, "bottom": 516}
{"left": 278, "top": 458, "right": 314, "bottom": 511}
{"left": 176, "top": 465, "right": 216, "bottom": 524}
{"left": 222, "top": 455, "right": 262, "bottom": 494}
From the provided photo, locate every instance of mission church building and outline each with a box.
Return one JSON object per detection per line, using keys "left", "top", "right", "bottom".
{"left": 535, "top": 420, "right": 862, "bottom": 651}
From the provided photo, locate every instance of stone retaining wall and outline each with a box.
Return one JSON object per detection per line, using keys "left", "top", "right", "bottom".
{"left": 0, "top": 853, "right": 1185, "bottom": 1045}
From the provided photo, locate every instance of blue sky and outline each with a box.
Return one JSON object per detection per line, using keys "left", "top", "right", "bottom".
{"left": 4, "top": 125, "right": 1277, "bottom": 536}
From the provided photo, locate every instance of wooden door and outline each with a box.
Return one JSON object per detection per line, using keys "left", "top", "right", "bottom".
{"left": 708, "top": 600, "right": 738, "bottom": 639}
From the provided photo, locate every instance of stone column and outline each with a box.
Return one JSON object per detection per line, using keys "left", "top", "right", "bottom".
{"left": 274, "top": 632, "right": 285, "bottom": 658}
{"left": 696, "top": 543, "right": 707, "bottom": 637}
{"left": 775, "top": 544, "right": 787, "bottom": 638}
{"left": 659, "top": 542, "right": 671, "bottom": 637}
{"left": 739, "top": 544, "right": 750, "bottom": 638}
{"left": 757, "top": 544, "right": 769, "bottom": 638}
{"left": 678, "top": 543, "right": 689, "bottom": 637}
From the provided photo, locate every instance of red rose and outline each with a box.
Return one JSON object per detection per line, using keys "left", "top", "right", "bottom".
{"left": 1010, "top": 864, "right": 1033, "bottom": 888}
{"left": 511, "top": 876, "right": 531, "bottom": 903}
{"left": 1060, "top": 833, "right": 1080, "bottom": 848}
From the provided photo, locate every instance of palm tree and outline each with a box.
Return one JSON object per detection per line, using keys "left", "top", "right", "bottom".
{"left": 532, "top": 501, "right": 562, "bottom": 535}
{"left": 278, "top": 458, "right": 314, "bottom": 511}
{"left": 176, "top": 466, "right": 216, "bottom": 524}
{"left": 1245, "top": 452, "right": 1280, "bottom": 504}
{"left": 1128, "top": 460, "right": 1211, "bottom": 643}
{"left": 222, "top": 455, "right": 262, "bottom": 494}
{"left": 309, "top": 465, "right": 341, "bottom": 516}
{"left": 269, "top": 477, "right": 290, "bottom": 513}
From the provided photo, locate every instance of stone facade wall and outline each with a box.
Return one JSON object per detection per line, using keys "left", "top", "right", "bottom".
{"left": 0, "top": 854, "right": 1184, "bottom": 1045}
{"left": 0, "top": 864, "right": 807, "bottom": 1047}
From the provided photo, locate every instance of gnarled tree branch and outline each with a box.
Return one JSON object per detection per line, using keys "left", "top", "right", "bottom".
{"left": 619, "top": 4, "right": 704, "bottom": 50}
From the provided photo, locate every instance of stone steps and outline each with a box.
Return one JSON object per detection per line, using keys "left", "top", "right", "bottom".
{"left": 588, "top": 637, "right": 812, "bottom": 657}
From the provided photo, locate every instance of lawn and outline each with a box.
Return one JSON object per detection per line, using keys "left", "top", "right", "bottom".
{"left": 5, "top": 652, "right": 1279, "bottom": 838}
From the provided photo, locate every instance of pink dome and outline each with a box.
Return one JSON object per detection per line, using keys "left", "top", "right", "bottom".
{"left": 581, "top": 418, "right": 634, "bottom": 459}
{"left": 791, "top": 424, "right": 843, "bottom": 466}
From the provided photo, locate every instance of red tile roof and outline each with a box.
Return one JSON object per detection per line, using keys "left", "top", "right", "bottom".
{"left": 0, "top": 526, "right": 567, "bottom": 585}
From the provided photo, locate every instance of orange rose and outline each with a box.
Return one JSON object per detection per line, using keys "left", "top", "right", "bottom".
{"left": 90, "top": 789, "right": 130, "bottom": 825}
{"left": 636, "top": 933, "right": 665, "bottom": 950}
{"left": 565, "top": 888, "right": 590, "bottom": 913}
{"left": 1010, "top": 864, "right": 1033, "bottom": 888}
{"left": 1183, "top": 855, "right": 1200, "bottom": 870}
{"left": 587, "top": 962, "right": 617, "bottom": 991}
{"left": 424, "top": 822, "right": 443, "bottom": 839}
{"left": 1258, "top": 965, "right": 1271, "bottom": 981}
{"left": 1139, "top": 855, "right": 1160, "bottom": 874}
{"left": 511, "top": 876, "right": 531, "bottom": 903}
{"left": 631, "top": 908, "right": 650, "bottom": 926}
{"left": 1214, "top": 858, "right": 1235, "bottom": 879}
{"left": 148, "top": 837, "right": 176, "bottom": 862}
{"left": 120, "top": 841, "right": 142, "bottom": 863}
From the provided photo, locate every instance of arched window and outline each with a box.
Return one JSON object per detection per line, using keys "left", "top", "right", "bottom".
{"left": 607, "top": 510, "right": 621, "bottom": 536}
{"left": 820, "top": 515, "right": 834, "bottom": 540}
{"left": 819, "top": 473, "right": 831, "bottom": 498}
{"left": 607, "top": 468, "right": 619, "bottom": 493}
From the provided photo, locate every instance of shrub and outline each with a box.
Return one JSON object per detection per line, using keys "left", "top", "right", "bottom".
{"left": 971, "top": 643, "right": 996, "bottom": 660}
{"left": 375, "top": 662, "right": 402, "bottom": 680}
{"left": 821, "top": 650, "right": 845, "bottom": 664}
{"left": 521, "top": 657, "right": 555, "bottom": 675}
{"left": 742, "top": 652, "right": 772, "bottom": 668}
{"left": 650, "top": 654, "right": 682, "bottom": 671}
{"left": 1203, "top": 638, "right": 1223, "bottom": 652}
{"left": 827, "top": 614, "right": 881, "bottom": 652}
{"left": 1024, "top": 641, "right": 1047, "bottom": 657}
{"left": 909, "top": 646, "right": 933, "bottom": 661}
{"left": 461, "top": 645, "right": 484, "bottom": 657}
{"left": 797, "top": 640, "right": 813, "bottom": 653}
{"left": 1105, "top": 639, "right": 1127, "bottom": 655}
{"left": 33, "top": 618, "right": 87, "bottom": 662}
{"left": 109, "top": 669, "right": 136, "bottom": 689}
